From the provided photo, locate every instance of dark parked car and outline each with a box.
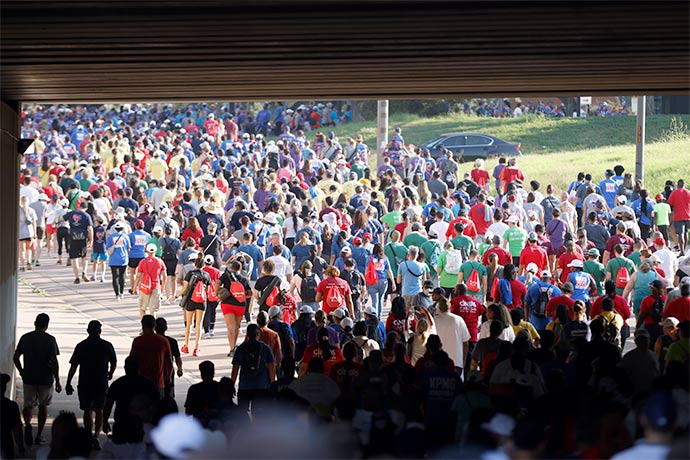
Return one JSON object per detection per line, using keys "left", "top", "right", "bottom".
{"left": 420, "top": 132, "right": 522, "bottom": 162}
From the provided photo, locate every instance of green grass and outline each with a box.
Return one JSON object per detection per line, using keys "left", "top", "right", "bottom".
{"left": 324, "top": 113, "right": 689, "bottom": 155}
{"left": 512, "top": 140, "right": 690, "bottom": 196}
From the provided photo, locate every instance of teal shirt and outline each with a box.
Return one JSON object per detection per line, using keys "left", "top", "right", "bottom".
{"left": 404, "top": 232, "right": 428, "bottom": 249}
{"left": 384, "top": 242, "right": 408, "bottom": 277}
{"left": 450, "top": 235, "right": 474, "bottom": 254}
{"left": 459, "top": 260, "right": 487, "bottom": 295}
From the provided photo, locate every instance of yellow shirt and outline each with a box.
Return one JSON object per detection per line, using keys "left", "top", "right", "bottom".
{"left": 316, "top": 179, "right": 340, "bottom": 195}
{"left": 513, "top": 320, "right": 540, "bottom": 341}
{"left": 148, "top": 157, "right": 169, "bottom": 181}
{"left": 168, "top": 153, "right": 185, "bottom": 170}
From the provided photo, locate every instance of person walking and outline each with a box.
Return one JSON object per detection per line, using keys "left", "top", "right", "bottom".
{"left": 64, "top": 320, "right": 117, "bottom": 450}
{"left": 106, "top": 221, "right": 131, "bottom": 300}
{"left": 65, "top": 201, "right": 94, "bottom": 284}
{"left": 173, "top": 254, "right": 211, "bottom": 356}
{"left": 129, "top": 315, "right": 172, "bottom": 395}
{"left": 231, "top": 324, "right": 276, "bottom": 414}
{"left": 202, "top": 254, "right": 222, "bottom": 337}
{"left": 18, "top": 195, "right": 38, "bottom": 272}
{"left": 367, "top": 244, "right": 395, "bottom": 317}
{"left": 217, "top": 260, "right": 253, "bottom": 356}
{"left": 13, "top": 313, "right": 61, "bottom": 446}
{"left": 133, "top": 243, "right": 167, "bottom": 317}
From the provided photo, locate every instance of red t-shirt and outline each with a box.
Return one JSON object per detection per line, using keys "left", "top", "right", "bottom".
{"left": 499, "top": 167, "right": 525, "bottom": 193}
{"left": 386, "top": 315, "right": 408, "bottom": 336}
{"left": 130, "top": 333, "right": 172, "bottom": 389}
{"left": 545, "top": 295, "right": 576, "bottom": 320}
{"left": 301, "top": 344, "right": 344, "bottom": 375}
{"left": 557, "top": 252, "right": 585, "bottom": 284}
{"left": 469, "top": 203, "right": 491, "bottom": 236}
{"left": 316, "top": 277, "right": 352, "bottom": 314}
{"left": 490, "top": 279, "right": 527, "bottom": 310}
{"left": 450, "top": 295, "right": 485, "bottom": 341}
{"left": 482, "top": 246, "right": 512, "bottom": 266}
{"left": 519, "top": 245, "right": 549, "bottom": 272}
{"left": 328, "top": 360, "right": 363, "bottom": 393}
{"left": 180, "top": 228, "right": 204, "bottom": 247}
{"left": 662, "top": 297, "right": 690, "bottom": 322}
{"left": 639, "top": 295, "right": 667, "bottom": 325}
{"left": 446, "top": 216, "right": 477, "bottom": 239}
{"left": 667, "top": 188, "right": 690, "bottom": 221}
{"left": 605, "top": 234, "right": 635, "bottom": 257}
{"left": 471, "top": 168, "right": 490, "bottom": 188}
{"left": 591, "top": 295, "right": 631, "bottom": 320}
{"left": 137, "top": 256, "right": 166, "bottom": 291}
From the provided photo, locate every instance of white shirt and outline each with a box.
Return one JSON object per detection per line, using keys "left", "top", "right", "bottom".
{"left": 267, "top": 255, "right": 292, "bottom": 286}
{"left": 654, "top": 248, "right": 677, "bottom": 285}
{"left": 487, "top": 222, "right": 509, "bottom": 240}
{"left": 513, "top": 107, "right": 523, "bottom": 118}
{"left": 434, "top": 311, "right": 471, "bottom": 370}
{"left": 478, "top": 320, "right": 516, "bottom": 342}
{"left": 610, "top": 441, "right": 670, "bottom": 460}
{"left": 429, "top": 221, "right": 450, "bottom": 246}
{"left": 20, "top": 184, "right": 39, "bottom": 204}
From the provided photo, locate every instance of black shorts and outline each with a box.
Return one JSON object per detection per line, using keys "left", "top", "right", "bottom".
{"left": 78, "top": 384, "right": 107, "bottom": 411}
{"left": 36, "top": 227, "right": 44, "bottom": 240}
{"left": 69, "top": 240, "right": 87, "bottom": 259}
{"left": 184, "top": 300, "right": 206, "bottom": 312}
{"left": 164, "top": 259, "right": 177, "bottom": 277}
{"left": 674, "top": 220, "right": 690, "bottom": 236}
{"left": 19, "top": 237, "right": 32, "bottom": 242}
{"left": 128, "top": 257, "right": 143, "bottom": 269}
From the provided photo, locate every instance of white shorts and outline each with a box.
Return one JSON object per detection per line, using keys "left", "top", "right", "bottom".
{"left": 23, "top": 384, "right": 53, "bottom": 408}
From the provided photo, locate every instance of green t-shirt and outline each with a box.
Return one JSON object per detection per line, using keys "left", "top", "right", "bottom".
{"left": 628, "top": 251, "right": 642, "bottom": 268}
{"left": 404, "top": 232, "right": 428, "bottom": 250}
{"left": 605, "top": 256, "right": 636, "bottom": 294}
{"left": 437, "top": 250, "right": 460, "bottom": 289}
{"left": 654, "top": 202, "right": 671, "bottom": 226}
{"left": 381, "top": 211, "right": 403, "bottom": 229}
{"left": 351, "top": 163, "right": 366, "bottom": 179}
{"left": 450, "top": 235, "right": 474, "bottom": 254}
{"left": 583, "top": 259, "right": 606, "bottom": 296}
{"left": 384, "top": 242, "right": 408, "bottom": 277}
{"left": 460, "top": 260, "right": 487, "bottom": 294}
{"left": 147, "top": 237, "right": 162, "bottom": 257}
{"left": 665, "top": 338, "right": 689, "bottom": 366}
{"left": 503, "top": 227, "right": 527, "bottom": 257}
{"left": 477, "top": 242, "right": 491, "bottom": 257}
{"left": 79, "top": 178, "right": 95, "bottom": 191}
{"left": 421, "top": 240, "right": 442, "bottom": 275}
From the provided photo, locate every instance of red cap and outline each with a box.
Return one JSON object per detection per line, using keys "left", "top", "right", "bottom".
{"left": 353, "top": 237, "right": 362, "bottom": 245}
{"left": 134, "top": 219, "right": 144, "bottom": 229}
{"left": 340, "top": 224, "right": 349, "bottom": 231}
{"left": 655, "top": 193, "right": 664, "bottom": 201}
{"left": 363, "top": 232, "right": 372, "bottom": 239}
{"left": 654, "top": 237, "right": 665, "bottom": 246}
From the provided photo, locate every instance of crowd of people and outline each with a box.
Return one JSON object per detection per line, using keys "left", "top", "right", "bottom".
{"left": 5, "top": 102, "right": 690, "bottom": 459}
{"left": 466, "top": 99, "right": 629, "bottom": 119}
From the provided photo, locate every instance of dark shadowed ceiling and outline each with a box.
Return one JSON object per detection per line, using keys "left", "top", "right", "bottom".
{"left": 2, "top": 1, "right": 688, "bottom": 102}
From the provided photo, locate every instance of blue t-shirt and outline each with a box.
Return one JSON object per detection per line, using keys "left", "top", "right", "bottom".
{"left": 525, "top": 280, "right": 562, "bottom": 312}
{"left": 65, "top": 210, "right": 93, "bottom": 234}
{"left": 351, "top": 246, "right": 371, "bottom": 274}
{"left": 92, "top": 225, "right": 107, "bottom": 253}
{"left": 232, "top": 340, "right": 274, "bottom": 390}
{"left": 106, "top": 232, "right": 131, "bottom": 266}
{"left": 568, "top": 271, "right": 593, "bottom": 302}
{"left": 291, "top": 243, "right": 314, "bottom": 273}
{"left": 373, "top": 256, "right": 391, "bottom": 279}
{"left": 129, "top": 230, "right": 151, "bottom": 259}
{"left": 599, "top": 178, "right": 618, "bottom": 208}
{"left": 398, "top": 260, "right": 426, "bottom": 296}
{"left": 630, "top": 198, "right": 656, "bottom": 226}
{"left": 237, "top": 244, "right": 264, "bottom": 280}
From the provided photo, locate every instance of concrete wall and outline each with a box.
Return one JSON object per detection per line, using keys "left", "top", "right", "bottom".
{"left": 0, "top": 100, "right": 20, "bottom": 383}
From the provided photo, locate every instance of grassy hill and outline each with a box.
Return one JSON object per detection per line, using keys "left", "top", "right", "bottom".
{"left": 326, "top": 113, "right": 688, "bottom": 155}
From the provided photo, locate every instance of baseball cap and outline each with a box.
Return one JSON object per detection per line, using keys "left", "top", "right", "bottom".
{"left": 187, "top": 251, "right": 200, "bottom": 260}
{"left": 363, "top": 305, "right": 378, "bottom": 317}
{"left": 145, "top": 243, "right": 157, "bottom": 253}
{"left": 649, "top": 279, "right": 664, "bottom": 289}
{"left": 204, "top": 254, "right": 214, "bottom": 264}
{"left": 362, "top": 232, "right": 372, "bottom": 240}
{"left": 299, "top": 305, "right": 315, "bottom": 315}
{"left": 526, "top": 263, "right": 538, "bottom": 274}
{"left": 527, "top": 231, "right": 537, "bottom": 242}
{"left": 134, "top": 219, "right": 145, "bottom": 229}
{"left": 37, "top": 193, "right": 49, "bottom": 201}
{"left": 654, "top": 237, "right": 666, "bottom": 246}
{"left": 588, "top": 248, "right": 600, "bottom": 257}
{"left": 226, "top": 236, "right": 238, "bottom": 246}
{"left": 152, "top": 226, "right": 163, "bottom": 234}
{"left": 562, "top": 281, "right": 574, "bottom": 293}
{"left": 113, "top": 222, "right": 125, "bottom": 230}
{"left": 616, "top": 195, "right": 627, "bottom": 204}
{"left": 341, "top": 246, "right": 352, "bottom": 254}
{"left": 432, "top": 287, "right": 446, "bottom": 295}
{"left": 428, "top": 229, "right": 438, "bottom": 238}
{"left": 268, "top": 306, "right": 282, "bottom": 319}
{"left": 507, "top": 215, "right": 518, "bottom": 224}
{"left": 540, "top": 269, "right": 552, "bottom": 278}
{"left": 352, "top": 237, "right": 362, "bottom": 245}
{"left": 681, "top": 277, "right": 690, "bottom": 286}
{"left": 332, "top": 308, "right": 347, "bottom": 319}
{"left": 567, "top": 259, "right": 584, "bottom": 268}
{"left": 341, "top": 317, "right": 354, "bottom": 329}
{"left": 662, "top": 317, "right": 680, "bottom": 328}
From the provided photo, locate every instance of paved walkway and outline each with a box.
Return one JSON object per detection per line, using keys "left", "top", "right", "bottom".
{"left": 14, "top": 253, "right": 242, "bottom": 457}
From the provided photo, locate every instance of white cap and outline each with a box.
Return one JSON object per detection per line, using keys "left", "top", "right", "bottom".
{"left": 567, "top": 259, "right": 584, "bottom": 268}
{"left": 299, "top": 305, "right": 315, "bottom": 315}
{"left": 526, "top": 263, "right": 539, "bottom": 274}
{"left": 507, "top": 215, "right": 518, "bottom": 224}
{"left": 188, "top": 251, "right": 200, "bottom": 260}
{"left": 341, "top": 317, "right": 354, "bottom": 329}
{"left": 616, "top": 195, "right": 627, "bottom": 204}
{"left": 203, "top": 254, "right": 214, "bottom": 264}
{"left": 540, "top": 269, "right": 552, "bottom": 278}
{"left": 37, "top": 193, "right": 49, "bottom": 201}
{"left": 364, "top": 305, "right": 378, "bottom": 317}
{"left": 268, "top": 306, "right": 282, "bottom": 319}
{"left": 152, "top": 226, "right": 163, "bottom": 234}
{"left": 113, "top": 222, "right": 125, "bottom": 230}
{"left": 145, "top": 243, "right": 157, "bottom": 253}
{"left": 226, "top": 236, "right": 239, "bottom": 246}
{"left": 332, "top": 308, "right": 347, "bottom": 319}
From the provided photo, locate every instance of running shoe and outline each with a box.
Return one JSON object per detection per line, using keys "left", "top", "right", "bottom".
{"left": 181, "top": 345, "right": 189, "bottom": 354}
{"left": 74, "top": 277, "right": 80, "bottom": 284}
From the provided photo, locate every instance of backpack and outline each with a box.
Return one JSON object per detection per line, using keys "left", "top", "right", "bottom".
{"left": 324, "top": 284, "right": 345, "bottom": 312}
{"left": 161, "top": 238, "right": 177, "bottom": 261}
{"left": 365, "top": 257, "right": 378, "bottom": 286}
{"left": 347, "top": 338, "right": 366, "bottom": 364}
{"left": 366, "top": 321, "right": 384, "bottom": 346}
{"left": 300, "top": 272, "right": 318, "bottom": 302}
{"left": 241, "top": 341, "right": 266, "bottom": 376}
{"left": 190, "top": 275, "right": 207, "bottom": 303}
{"left": 498, "top": 279, "right": 513, "bottom": 306}
{"left": 339, "top": 330, "right": 355, "bottom": 346}
{"left": 602, "top": 317, "right": 622, "bottom": 348}
{"left": 651, "top": 296, "right": 664, "bottom": 323}
{"left": 615, "top": 265, "right": 630, "bottom": 289}
{"left": 445, "top": 249, "right": 463, "bottom": 274}
{"left": 481, "top": 350, "right": 498, "bottom": 376}
{"left": 533, "top": 287, "right": 550, "bottom": 317}
{"left": 428, "top": 244, "right": 441, "bottom": 269}
{"left": 342, "top": 269, "right": 363, "bottom": 300}
{"left": 162, "top": 219, "right": 173, "bottom": 235}
{"left": 466, "top": 264, "right": 481, "bottom": 292}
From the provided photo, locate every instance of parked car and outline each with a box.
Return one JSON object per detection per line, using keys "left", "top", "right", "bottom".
{"left": 420, "top": 132, "right": 522, "bottom": 162}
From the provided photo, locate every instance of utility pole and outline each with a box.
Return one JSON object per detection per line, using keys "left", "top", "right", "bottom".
{"left": 635, "top": 96, "right": 646, "bottom": 184}
{"left": 376, "top": 100, "right": 389, "bottom": 169}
